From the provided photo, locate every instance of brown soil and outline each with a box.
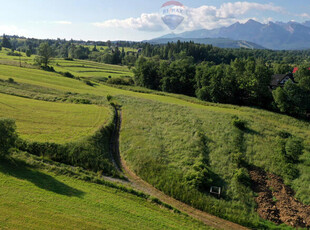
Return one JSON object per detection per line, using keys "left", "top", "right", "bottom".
{"left": 249, "top": 166, "right": 310, "bottom": 228}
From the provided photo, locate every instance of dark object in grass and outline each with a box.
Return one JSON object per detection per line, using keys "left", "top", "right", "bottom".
{"left": 7, "top": 78, "right": 16, "bottom": 84}
{"left": 84, "top": 80, "right": 94, "bottom": 86}
{"left": 107, "top": 77, "right": 134, "bottom": 86}
{"left": 232, "top": 116, "right": 247, "bottom": 130}
{"left": 60, "top": 71, "right": 75, "bottom": 79}
{"left": 41, "top": 66, "right": 55, "bottom": 72}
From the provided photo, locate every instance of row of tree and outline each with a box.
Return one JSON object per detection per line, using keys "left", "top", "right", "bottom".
{"left": 133, "top": 56, "right": 310, "bottom": 117}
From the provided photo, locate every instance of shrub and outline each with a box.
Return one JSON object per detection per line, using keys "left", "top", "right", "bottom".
{"left": 7, "top": 78, "right": 15, "bottom": 84}
{"left": 41, "top": 66, "right": 55, "bottom": 72}
{"left": 17, "top": 114, "right": 117, "bottom": 176}
{"left": 106, "top": 77, "right": 134, "bottom": 86}
{"left": 106, "top": 95, "right": 112, "bottom": 101}
{"left": 233, "top": 168, "right": 250, "bottom": 186}
{"left": 231, "top": 152, "right": 246, "bottom": 168}
{"left": 68, "top": 98, "right": 91, "bottom": 104}
{"left": 64, "top": 57, "right": 74, "bottom": 61}
{"left": 60, "top": 71, "right": 75, "bottom": 79}
{"left": 0, "top": 119, "right": 17, "bottom": 156}
{"left": 277, "top": 130, "right": 292, "bottom": 139}
{"left": 26, "top": 49, "right": 32, "bottom": 57}
{"left": 285, "top": 137, "right": 303, "bottom": 163}
{"left": 7, "top": 51, "right": 21, "bottom": 56}
{"left": 232, "top": 116, "right": 247, "bottom": 130}
{"left": 84, "top": 80, "right": 94, "bottom": 86}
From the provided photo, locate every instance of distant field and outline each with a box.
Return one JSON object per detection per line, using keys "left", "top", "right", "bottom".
{"left": 0, "top": 159, "right": 207, "bottom": 230}
{"left": 0, "top": 48, "right": 133, "bottom": 80}
{"left": 0, "top": 93, "right": 111, "bottom": 143}
{"left": 53, "top": 59, "right": 133, "bottom": 79}
{"left": 0, "top": 48, "right": 34, "bottom": 66}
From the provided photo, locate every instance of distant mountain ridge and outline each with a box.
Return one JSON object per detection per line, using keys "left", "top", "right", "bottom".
{"left": 152, "top": 20, "right": 310, "bottom": 50}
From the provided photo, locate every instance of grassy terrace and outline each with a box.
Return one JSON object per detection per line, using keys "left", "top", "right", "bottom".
{"left": 0, "top": 93, "right": 110, "bottom": 143}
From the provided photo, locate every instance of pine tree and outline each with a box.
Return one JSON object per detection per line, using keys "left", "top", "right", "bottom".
{"left": 1, "top": 34, "right": 12, "bottom": 49}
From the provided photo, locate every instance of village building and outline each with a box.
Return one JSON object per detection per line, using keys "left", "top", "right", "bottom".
{"left": 270, "top": 72, "right": 296, "bottom": 90}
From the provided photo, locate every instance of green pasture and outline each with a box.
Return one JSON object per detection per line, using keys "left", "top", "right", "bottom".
{"left": 0, "top": 158, "right": 207, "bottom": 230}
{"left": 0, "top": 52, "right": 309, "bottom": 228}
{"left": 53, "top": 59, "right": 133, "bottom": 79}
{"left": 0, "top": 93, "right": 111, "bottom": 143}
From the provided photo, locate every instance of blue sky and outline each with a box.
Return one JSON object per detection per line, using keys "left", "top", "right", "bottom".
{"left": 0, "top": 0, "right": 310, "bottom": 41}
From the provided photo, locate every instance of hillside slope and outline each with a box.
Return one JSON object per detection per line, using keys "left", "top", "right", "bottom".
{"left": 0, "top": 56, "right": 309, "bottom": 229}
{"left": 0, "top": 156, "right": 208, "bottom": 230}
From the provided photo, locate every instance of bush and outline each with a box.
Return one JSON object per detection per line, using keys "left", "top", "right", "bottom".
{"left": 106, "top": 95, "right": 112, "bottom": 101}
{"left": 60, "top": 71, "right": 75, "bottom": 79}
{"left": 232, "top": 116, "right": 247, "bottom": 130}
{"left": 231, "top": 152, "right": 246, "bottom": 168}
{"left": 17, "top": 114, "right": 117, "bottom": 176}
{"left": 26, "top": 49, "right": 32, "bottom": 57}
{"left": 233, "top": 168, "right": 250, "bottom": 186}
{"left": 84, "top": 80, "right": 94, "bottom": 86}
{"left": 107, "top": 77, "right": 134, "bottom": 86}
{"left": 41, "top": 66, "right": 55, "bottom": 72}
{"left": 277, "top": 130, "right": 292, "bottom": 139}
{"left": 7, "top": 78, "right": 16, "bottom": 84}
{"left": 0, "top": 119, "right": 17, "bottom": 156}
{"left": 285, "top": 137, "right": 303, "bottom": 163}
{"left": 67, "top": 98, "right": 91, "bottom": 104}
{"left": 64, "top": 58, "right": 74, "bottom": 61}
{"left": 7, "top": 51, "right": 21, "bottom": 56}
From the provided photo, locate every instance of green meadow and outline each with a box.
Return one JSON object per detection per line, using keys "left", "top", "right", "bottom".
{"left": 0, "top": 93, "right": 110, "bottom": 143}
{"left": 53, "top": 59, "right": 133, "bottom": 79}
{"left": 0, "top": 156, "right": 208, "bottom": 230}
{"left": 0, "top": 52, "right": 309, "bottom": 229}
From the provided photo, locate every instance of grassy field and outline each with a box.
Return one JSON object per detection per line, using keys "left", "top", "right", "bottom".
{"left": 0, "top": 93, "right": 111, "bottom": 143}
{"left": 0, "top": 53, "right": 309, "bottom": 228}
{"left": 0, "top": 157, "right": 208, "bottom": 230}
{"left": 0, "top": 48, "right": 133, "bottom": 80}
{"left": 53, "top": 59, "right": 133, "bottom": 79}
{"left": 117, "top": 95, "right": 310, "bottom": 228}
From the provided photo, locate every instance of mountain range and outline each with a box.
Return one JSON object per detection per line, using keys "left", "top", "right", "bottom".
{"left": 149, "top": 20, "right": 310, "bottom": 50}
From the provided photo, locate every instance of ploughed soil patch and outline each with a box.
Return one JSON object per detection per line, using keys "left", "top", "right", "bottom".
{"left": 249, "top": 166, "right": 310, "bottom": 228}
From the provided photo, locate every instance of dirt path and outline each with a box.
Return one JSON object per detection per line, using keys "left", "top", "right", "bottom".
{"left": 249, "top": 166, "right": 310, "bottom": 228}
{"left": 110, "top": 108, "right": 249, "bottom": 230}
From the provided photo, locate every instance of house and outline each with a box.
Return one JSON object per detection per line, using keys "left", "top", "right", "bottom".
{"left": 270, "top": 73, "right": 295, "bottom": 90}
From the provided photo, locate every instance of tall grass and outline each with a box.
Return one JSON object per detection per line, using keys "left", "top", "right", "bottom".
{"left": 118, "top": 95, "right": 308, "bottom": 229}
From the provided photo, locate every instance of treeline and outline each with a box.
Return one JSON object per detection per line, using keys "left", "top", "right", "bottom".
{"left": 0, "top": 34, "right": 141, "bottom": 66}
{"left": 140, "top": 41, "right": 310, "bottom": 64}
{"left": 133, "top": 56, "right": 310, "bottom": 117}
{"left": 3, "top": 35, "right": 310, "bottom": 66}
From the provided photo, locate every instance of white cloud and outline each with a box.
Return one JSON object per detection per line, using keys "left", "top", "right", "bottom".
{"left": 0, "top": 25, "right": 27, "bottom": 35}
{"left": 53, "top": 21, "right": 72, "bottom": 25}
{"left": 92, "top": 1, "right": 284, "bottom": 32}
{"left": 298, "top": 13, "right": 310, "bottom": 19}
{"left": 93, "top": 13, "right": 163, "bottom": 32}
